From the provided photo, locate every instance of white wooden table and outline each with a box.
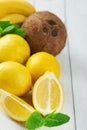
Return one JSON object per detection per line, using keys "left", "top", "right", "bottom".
{"left": 0, "top": 0, "right": 87, "bottom": 130}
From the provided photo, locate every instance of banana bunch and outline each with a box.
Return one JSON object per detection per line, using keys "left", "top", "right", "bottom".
{"left": 0, "top": 0, "right": 36, "bottom": 24}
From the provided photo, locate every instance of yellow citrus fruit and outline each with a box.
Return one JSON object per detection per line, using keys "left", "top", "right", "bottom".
{"left": 0, "top": 34, "right": 30, "bottom": 64}
{"left": 0, "top": 61, "right": 32, "bottom": 96}
{"left": 0, "top": 89, "right": 35, "bottom": 121}
{"left": 32, "top": 72, "right": 64, "bottom": 115}
{"left": 26, "top": 52, "right": 60, "bottom": 82}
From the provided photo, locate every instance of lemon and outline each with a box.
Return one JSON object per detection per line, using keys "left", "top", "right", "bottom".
{"left": 0, "top": 89, "right": 35, "bottom": 121}
{"left": 26, "top": 52, "right": 60, "bottom": 82}
{"left": 32, "top": 72, "right": 64, "bottom": 115}
{"left": 0, "top": 34, "right": 30, "bottom": 64}
{"left": 0, "top": 61, "right": 32, "bottom": 96}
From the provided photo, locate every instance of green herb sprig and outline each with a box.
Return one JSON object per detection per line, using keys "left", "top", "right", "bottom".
{"left": 0, "top": 21, "right": 26, "bottom": 37}
{"left": 26, "top": 111, "right": 70, "bottom": 130}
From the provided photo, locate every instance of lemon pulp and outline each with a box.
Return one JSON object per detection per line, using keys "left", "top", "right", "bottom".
{"left": 32, "top": 72, "right": 64, "bottom": 115}
{"left": 0, "top": 89, "right": 35, "bottom": 121}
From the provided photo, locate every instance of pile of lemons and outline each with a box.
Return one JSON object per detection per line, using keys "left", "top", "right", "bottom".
{"left": 0, "top": 34, "right": 64, "bottom": 122}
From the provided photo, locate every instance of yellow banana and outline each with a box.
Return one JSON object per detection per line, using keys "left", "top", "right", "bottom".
{"left": 0, "top": 0, "right": 36, "bottom": 18}
{"left": 0, "top": 13, "right": 27, "bottom": 24}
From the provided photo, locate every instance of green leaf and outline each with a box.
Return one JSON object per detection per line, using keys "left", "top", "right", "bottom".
{"left": 26, "top": 111, "right": 70, "bottom": 129}
{"left": 12, "top": 24, "right": 19, "bottom": 29}
{"left": 0, "top": 27, "right": 3, "bottom": 36}
{"left": 44, "top": 112, "right": 70, "bottom": 127}
{"left": 26, "top": 111, "right": 45, "bottom": 129}
{"left": 0, "top": 21, "right": 11, "bottom": 29}
{"left": 13, "top": 28, "right": 26, "bottom": 37}
{"left": 0, "top": 21, "right": 26, "bottom": 37}
{"left": 2, "top": 25, "right": 16, "bottom": 35}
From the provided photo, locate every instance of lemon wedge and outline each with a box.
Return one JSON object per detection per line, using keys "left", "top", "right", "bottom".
{"left": 32, "top": 72, "right": 64, "bottom": 116}
{"left": 0, "top": 89, "right": 35, "bottom": 121}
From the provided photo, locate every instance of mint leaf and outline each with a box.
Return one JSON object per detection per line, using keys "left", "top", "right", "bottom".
{"left": 2, "top": 25, "right": 16, "bottom": 35}
{"left": 0, "top": 21, "right": 26, "bottom": 37}
{"left": 13, "top": 28, "right": 26, "bottom": 37}
{"left": 44, "top": 113, "right": 70, "bottom": 127}
{"left": 0, "top": 27, "right": 3, "bottom": 36}
{"left": 12, "top": 24, "right": 19, "bottom": 29}
{"left": 26, "top": 111, "right": 45, "bottom": 129}
{"left": 26, "top": 111, "right": 70, "bottom": 129}
{"left": 0, "top": 21, "right": 11, "bottom": 29}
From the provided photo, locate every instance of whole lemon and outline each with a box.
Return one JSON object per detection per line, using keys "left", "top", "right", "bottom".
{"left": 0, "top": 34, "right": 30, "bottom": 64}
{"left": 26, "top": 52, "right": 60, "bottom": 82}
{"left": 0, "top": 61, "right": 32, "bottom": 96}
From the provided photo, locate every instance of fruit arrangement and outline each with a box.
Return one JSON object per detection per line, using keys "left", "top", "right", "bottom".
{"left": 0, "top": 0, "right": 70, "bottom": 129}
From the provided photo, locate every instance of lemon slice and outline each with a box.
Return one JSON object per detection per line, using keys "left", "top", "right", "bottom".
{"left": 0, "top": 89, "right": 35, "bottom": 121}
{"left": 32, "top": 72, "right": 64, "bottom": 115}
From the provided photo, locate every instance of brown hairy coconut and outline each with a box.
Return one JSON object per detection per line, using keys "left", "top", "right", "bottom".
{"left": 22, "top": 11, "right": 67, "bottom": 56}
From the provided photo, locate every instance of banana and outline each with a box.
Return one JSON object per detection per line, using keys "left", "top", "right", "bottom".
{"left": 0, "top": 0, "right": 36, "bottom": 18}
{"left": 0, "top": 14, "right": 27, "bottom": 24}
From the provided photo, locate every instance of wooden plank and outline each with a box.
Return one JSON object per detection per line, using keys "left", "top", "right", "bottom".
{"left": 26, "top": 0, "right": 35, "bottom": 5}
{"left": 35, "top": 0, "right": 75, "bottom": 130}
{"left": 66, "top": 0, "right": 87, "bottom": 130}
{"left": 35, "top": 0, "right": 65, "bottom": 21}
{"left": 0, "top": 107, "right": 26, "bottom": 130}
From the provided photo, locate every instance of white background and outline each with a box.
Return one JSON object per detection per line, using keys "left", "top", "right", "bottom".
{"left": 0, "top": 0, "right": 87, "bottom": 130}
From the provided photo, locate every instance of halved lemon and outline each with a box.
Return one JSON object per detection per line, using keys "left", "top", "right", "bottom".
{"left": 0, "top": 89, "right": 35, "bottom": 121}
{"left": 32, "top": 72, "right": 64, "bottom": 116}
